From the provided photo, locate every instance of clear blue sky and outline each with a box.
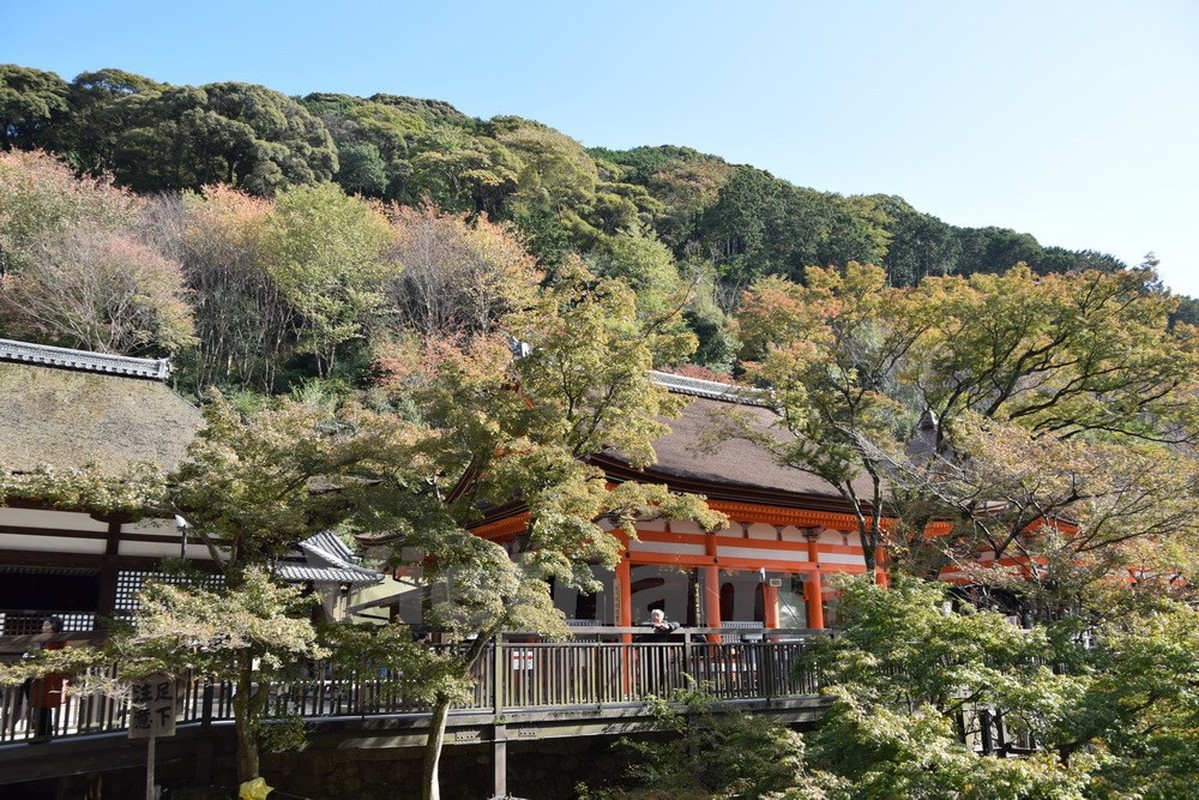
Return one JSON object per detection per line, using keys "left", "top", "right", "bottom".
{"left": 5, "top": 1, "right": 1198, "bottom": 294}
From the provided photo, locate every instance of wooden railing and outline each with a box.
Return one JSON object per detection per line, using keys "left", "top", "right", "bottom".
{"left": 0, "top": 630, "right": 825, "bottom": 746}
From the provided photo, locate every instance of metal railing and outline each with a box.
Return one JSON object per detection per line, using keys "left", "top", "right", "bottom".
{"left": 0, "top": 632, "right": 824, "bottom": 746}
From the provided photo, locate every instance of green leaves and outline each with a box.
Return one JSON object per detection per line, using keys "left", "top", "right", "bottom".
{"left": 172, "top": 391, "right": 411, "bottom": 574}
{"left": 111, "top": 567, "right": 325, "bottom": 680}
{"left": 260, "top": 183, "right": 393, "bottom": 376}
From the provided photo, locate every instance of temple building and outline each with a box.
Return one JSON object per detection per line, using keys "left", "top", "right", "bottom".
{"left": 469, "top": 371, "right": 879, "bottom": 632}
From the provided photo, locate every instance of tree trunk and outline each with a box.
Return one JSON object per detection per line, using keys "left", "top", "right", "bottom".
{"left": 421, "top": 632, "right": 495, "bottom": 800}
{"left": 422, "top": 692, "right": 452, "bottom": 800}
{"left": 233, "top": 650, "right": 263, "bottom": 784}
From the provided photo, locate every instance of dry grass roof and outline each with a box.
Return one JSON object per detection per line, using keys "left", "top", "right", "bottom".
{"left": 0, "top": 360, "right": 202, "bottom": 476}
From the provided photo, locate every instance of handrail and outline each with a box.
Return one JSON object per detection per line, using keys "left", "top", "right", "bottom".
{"left": 0, "top": 639, "right": 822, "bottom": 746}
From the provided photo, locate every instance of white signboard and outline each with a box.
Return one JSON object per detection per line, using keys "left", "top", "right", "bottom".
{"left": 128, "top": 673, "right": 177, "bottom": 739}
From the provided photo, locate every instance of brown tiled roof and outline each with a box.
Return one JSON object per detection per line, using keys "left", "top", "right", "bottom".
{"left": 596, "top": 394, "right": 874, "bottom": 509}
{"left": 0, "top": 359, "right": 202, "bottom": 476}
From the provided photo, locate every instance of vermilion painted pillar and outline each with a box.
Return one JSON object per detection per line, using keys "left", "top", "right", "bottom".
{"left": 805, "top": 570, "right": 825, "bottom": 630}
{"left": 615, "top": 536, "right": 632, "bottom": 643}
{"left": 875, "top": 536, "right": 890, "bottom": 587}
{"left": 763, "top": 582, "right": 780, "bottom": 629}
{"left": 704, "top": 532, "right": 721, "bottom": 642}
{"left": 615, "top": 537, "right": 634, "bottom": 695}
{"left": 805, "top": 529, "right": 825, "bottom": 630}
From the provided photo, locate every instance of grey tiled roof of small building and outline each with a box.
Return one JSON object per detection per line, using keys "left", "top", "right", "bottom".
{"left": 275, "top": 563, "right": 382, "bottom": 585}
{"left": 279, "top": 531, "right": 382, "bottom": 586}
{"left": 0, "top": 338, "right": 171, "bottom": 380}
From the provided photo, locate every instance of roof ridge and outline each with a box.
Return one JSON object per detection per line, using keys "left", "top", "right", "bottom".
{"left": 0, "top": 338, "right": 171, "bottom": 380}
{"left": 648, "top": 370, "right": 768, "bottom": 406}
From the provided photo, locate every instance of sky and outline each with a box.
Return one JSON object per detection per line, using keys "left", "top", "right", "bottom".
{"left": 4, "top": 0, "right": 1198, "bottom": 294}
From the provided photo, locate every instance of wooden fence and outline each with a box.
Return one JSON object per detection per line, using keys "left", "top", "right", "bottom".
{"left": 0, "top": 630, "right": 824, "bottom": 746}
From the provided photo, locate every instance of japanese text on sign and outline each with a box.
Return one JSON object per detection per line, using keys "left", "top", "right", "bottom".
{"left": 128, "top": 673, "right": 176, "bottom": 739}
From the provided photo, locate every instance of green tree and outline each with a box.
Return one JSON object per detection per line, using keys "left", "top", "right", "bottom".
{"left": 696, "top": 167, "right": 882, "bottom": 308}
{"left": 580, "top": 690, "right": 824, "bottom": 800}
{"left": 167, "top": 392, "right": 409, "bottom": 783}
{"left": 733, "top": 263, "right": 1199, "bottom": 591}
{"left": 107, "top": 570, "right": 327, "bottom": 787}
{"left": 870, "top": 194, "right": 959, "bottom": 286}
{"left": 0, "top": 65, "right": 70, "bottom": 152}
{"left": 260, "top": 183, "right": 393, "bottom": 377}
{"left": 372, "top": 262, "right": 722, "bottom": 799}
{"left": 805, "top": 576, "right": 1091, "bottom": 800}
{"left": 589, "top": 232, "right": 687, "bottom": 322}
{"left": 953, "top": 226, "right": 1044, "bottom": 275}
{"left": 74, "top": 81, "right": 337, "bottom": 194}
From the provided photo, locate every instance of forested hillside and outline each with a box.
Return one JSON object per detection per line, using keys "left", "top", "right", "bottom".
{"left": 0, "top": 63, "right": 1179, "bottom": 390}
{"left": 7, "top": 64, "right": 1199, "bottom": 800}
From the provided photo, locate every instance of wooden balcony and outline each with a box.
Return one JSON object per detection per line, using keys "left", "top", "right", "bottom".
{"left": 0, "top": 629, "right": 830, "bottom": 788}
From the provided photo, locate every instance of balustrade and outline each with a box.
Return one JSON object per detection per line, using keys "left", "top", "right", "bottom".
{"left": 0, "top": 630, "right": 823, "bottom": 746}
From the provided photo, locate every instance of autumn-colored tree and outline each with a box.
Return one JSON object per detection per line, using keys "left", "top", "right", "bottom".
{"left": 887, "top": 266, "right": 1199, "bottom": 596}
{"left": 732, "top": 263, "right": 928, "bottom": 576}
{"left": 384, "top": 204, "right": 540, "bottom": 338}
{"left": 0, "top": 149, "right": 140, "bottom": 274}
{"left": 168, "top": 186, "right": 296, "bottom": 392}
{"left": 1, "top": 225, "right": 195, "bottom": 354}
{"left": 734, "top": 262, "right": 1199, "bottom": 604}
{"left": 0, "top": 150, "right": 194, "bottom": 355}
{"left": 372, "top": 261, "right": 721, "bottom": 799}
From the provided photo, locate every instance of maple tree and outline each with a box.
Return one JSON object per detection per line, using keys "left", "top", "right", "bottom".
{"left": 372, "top": 260, "right": 723, "bottom": 799}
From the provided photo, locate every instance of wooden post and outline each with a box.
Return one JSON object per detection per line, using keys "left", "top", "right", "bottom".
{"left": 804, "top": 530, "right": 825, "bottom": 630}
{"left": 703, "top": 533, "right": 721, "bottom": 642}
{"left": 492, "top": 636, "right": 507, "bottom": 797}
{"left": 493, "top": 724, "right": 507, "bottom": 799}
{"left": 95, "top": 516, "right": 124, "bottom": 629}
{"left": 145, "top": 735, "right": 155, "bottom": 800}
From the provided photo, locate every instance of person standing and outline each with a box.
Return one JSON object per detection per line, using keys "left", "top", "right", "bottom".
{"left": 29, "top": 615, "right": 66, "bottom": 741}
{"left": 643, "top": 609, "right": 679, "bottom": 641}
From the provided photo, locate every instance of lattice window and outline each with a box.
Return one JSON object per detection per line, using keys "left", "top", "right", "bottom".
{"left": 0, "top": 611, "right": 95, "bottom": 634}
{"left": 114, "top": 570, "right": 225, "bottom": 616}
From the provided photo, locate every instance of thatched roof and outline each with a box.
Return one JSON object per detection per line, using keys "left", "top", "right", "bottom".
{"left": 0, "top": 341, "right": 201, "bottom": 476}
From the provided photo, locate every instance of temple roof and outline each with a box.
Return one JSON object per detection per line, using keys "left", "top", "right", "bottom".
{"left": 0, "top": 338, "right": 171, "bottom": 379}
{"left": 595, "top": 373, "right": 875, "bottom": 510}
{"left": 597, "top": 395, "right": 864, "bottom": 506}
{"left": 0, "top": 339, "right": 202, "bottom": 476}
{"left": 277, "top": 530, "right": 382, "bottom": 586}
